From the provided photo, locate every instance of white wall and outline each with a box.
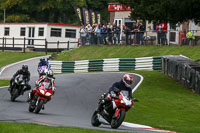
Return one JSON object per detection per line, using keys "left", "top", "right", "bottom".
{"left": 0, "top": 23, "right": 80, "bottom": 49}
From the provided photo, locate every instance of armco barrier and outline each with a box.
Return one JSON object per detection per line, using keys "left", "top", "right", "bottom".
{"left": 49, "top": 56, "right": 162, "bottom": 74}
{"left": 162, "top": 55, "right": 200, "bottom": 94}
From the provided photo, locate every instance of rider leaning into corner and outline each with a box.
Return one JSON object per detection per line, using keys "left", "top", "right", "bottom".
{"left": 38, "top": 57, "right": 51, "bottom": 70}
{"left": 8, "top": 64, "right": 31, "bottom": 94}
{"left": 27, "top": 70, "right": 56, "bottom": 102}
{"left": 98, "top": 74, "right": 134, "bottom": 112}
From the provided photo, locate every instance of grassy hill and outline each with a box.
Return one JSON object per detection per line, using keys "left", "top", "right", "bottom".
{"left": 54, "top": 45, "right": 200, "bottom": 61}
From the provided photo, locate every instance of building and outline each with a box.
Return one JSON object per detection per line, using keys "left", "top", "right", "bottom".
{"left": 0, "top": 23, "right": 80, "bottom": 51}
{"left": 108, "top": 3, "right": 200, "bottom": 45}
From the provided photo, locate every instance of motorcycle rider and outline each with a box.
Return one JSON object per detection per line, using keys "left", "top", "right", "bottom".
{"left": 98, "top": 74, "right": 133, "bottom": 112}
{"left": 27, "top": 70, "right": 56, "bottom": 102}
{"left": 38, "top": 57, "right": 50, "bottom": 76}
{"left": 8, "top": 64, "right": 31, "bottom": 94}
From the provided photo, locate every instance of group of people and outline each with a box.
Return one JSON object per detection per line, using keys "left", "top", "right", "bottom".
{"left": 79, "top": 22, "right": 122, "bottom": 46}
{"left": 79, "top": 21, "right": 146, "bottom": 46}
{"left": 8, "top": 57, "right": 56, "bottom": 103}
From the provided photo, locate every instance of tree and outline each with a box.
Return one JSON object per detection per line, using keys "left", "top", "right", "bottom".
{"left": 0, "top": 0, "right": 115, "bottom": 24}
{"left": 117, "top": 0, "right": 200, "bottom": 23}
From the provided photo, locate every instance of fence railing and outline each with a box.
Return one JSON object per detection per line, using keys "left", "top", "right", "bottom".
{"left": 49, "top": 56, "right": 162, "bottom": 73}
{"left": 162, "top": 55, "right": 200, "bottom": 94}
{"left": 0, "top": 37, "right": 79, "bottom": 54}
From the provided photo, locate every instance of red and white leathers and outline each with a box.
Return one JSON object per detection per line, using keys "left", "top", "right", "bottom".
{"left": 29, "top": 75, "right": 56, "bottom": 101}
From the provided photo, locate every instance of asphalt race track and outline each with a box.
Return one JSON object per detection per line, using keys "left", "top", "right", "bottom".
{"left": 0, "top": 72, "right": 163, "bottom": 133}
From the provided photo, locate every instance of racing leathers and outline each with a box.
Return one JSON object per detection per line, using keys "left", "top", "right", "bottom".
{"left": 98, "top": 80, "right": 132, "bottom": 112}
{"left": 9, "top": 69, "right": 31, "bottom": 93}
{"left": 28, "top": 75, "right": 56, "bottom": 101}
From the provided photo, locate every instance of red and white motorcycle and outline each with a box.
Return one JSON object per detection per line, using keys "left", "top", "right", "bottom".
{"left": 28, "top": 81, "right": 53, "bottom": 114}
{"left": 91, "top": 89, "right": 138, "bottom": 129}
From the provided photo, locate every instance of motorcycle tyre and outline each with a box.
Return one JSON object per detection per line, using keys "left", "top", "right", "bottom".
{"left": 28, "top": 100, "right": 35, "bottom": 112}
{"left": 11, "top": 88, "right": 18, "bottom": 102}
{"left": 111, "top": 110, "right": 126, "bottom": 129}
{"left": 35, "top": 100, "right": 44, "bottom": 114}
{"left": 91, "top": 111, "right": 101, "bottom": 127}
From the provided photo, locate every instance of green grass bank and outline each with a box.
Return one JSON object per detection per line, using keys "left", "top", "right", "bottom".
{"left": 54, "top": 45, "right": 200, "bottom": 61}
{"left": 0, "top": 51, "right": 46, "bottom": 68}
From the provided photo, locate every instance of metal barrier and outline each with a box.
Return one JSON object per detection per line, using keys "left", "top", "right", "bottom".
{"left": 49, "top": 56, "right": 162, "bottom": 73}
{"left": 162, "top": 55, "right": 200, "bottom": 94}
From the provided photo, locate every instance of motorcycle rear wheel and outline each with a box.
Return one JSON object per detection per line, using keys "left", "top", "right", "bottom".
{"left": 111, "top": 110, "right": 126, "bottom": 129}
{"left": 91, "top": 111, "right": 101, "bottom": 127}
{"left": 35, "top": 100, "right": 44, "bottom": 114}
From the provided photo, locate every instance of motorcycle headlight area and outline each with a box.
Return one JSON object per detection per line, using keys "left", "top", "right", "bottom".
{"left": 39, "top": 89, "right": 45, "bottom": 95}
{"left": 45, "top": 92, "right": 52, "bottom": 97}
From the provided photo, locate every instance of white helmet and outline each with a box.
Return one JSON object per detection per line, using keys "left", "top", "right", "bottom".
{"left": 122, "top": 74, "right": 133, "bottom": 87}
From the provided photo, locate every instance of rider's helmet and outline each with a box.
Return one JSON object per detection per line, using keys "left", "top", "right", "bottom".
{"left": 122, "top": 74, "right": 133, "bottom": 87}
{"left": 40, "top": 57, "right": 45, "bottom": 62}
{"left": 47, "top": 70, "right": 53, "bottom": 79}
{"left": 22, "top": 64, "right": 28, "bottom": 72}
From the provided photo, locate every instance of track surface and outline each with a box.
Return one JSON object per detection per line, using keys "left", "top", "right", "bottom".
{"left": 0, "top": 57, "right": 165, "bottom": 133}
{"left": 0, "top": 72, "right": 163, "bottom": 133}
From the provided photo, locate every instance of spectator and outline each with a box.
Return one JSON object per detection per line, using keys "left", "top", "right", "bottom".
{"left": 116, "top": 24, "right": 121, "bottom": 45}
{"left": 130, "top": 22, "right": 138, "bottom": 45}
{"left": 86, "top": 24, "right": 93, "bottom": 45}
{"left": 123, "top": 25, "right": 131, "bottom": 45}
{"left": 107, "top": 23, "right": 113, "bottom": 45}
{"left": 79, "top": 25, "right": 87, "bottom": 46}
{"left": 156, "top": 22, "right": 162, "bottom": 45}
{"left": 112, "top": 23, "right": 117, "bottom": 45}
{"left": 161, "top": 23, "right": 168, "bottom": 45}
{"left": 95, "top": 24, "right": 102, "bottom": 45}
{"left": 138, "top": 21, "right": 145, "bottom": 45}
{"left": 102, "top": 25, "right": 108, "bottom": 45}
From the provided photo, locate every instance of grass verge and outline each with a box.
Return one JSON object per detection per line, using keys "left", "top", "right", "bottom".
{"left": 126, "top": 70, "right": 200, "bottom": 133}
{"left": 0, "top": 80, "right": 9, "bottom": 86}
{"left": 0, "top": 51, "right": 47, "bottom": 68}
{"left": 54, "top": 45, "right": 200, "bottom": 61}
{"left": 0, "top": 122, "right": 129, "bottom": 133}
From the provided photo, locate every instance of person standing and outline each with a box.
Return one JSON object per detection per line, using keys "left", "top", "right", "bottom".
{"left": 116, "top": 24, "right": 121, "bottom": 45}
{"left": 86, "top": 24, "right": 93, "bottom": 45}
{"left": 161, "top": 23, "right": 168, "bottom": 45}
{"left": 107, "top": 23, "right": 113, "bottom": 45}
{"left": 131, "top": 22, "right": 138, "bottom": 45}
{"left": 138, "top": 22, "right": 145, "bottom": 45}
{"left": 123, "top": 25, "right": 131, "bottom": 45}
{"left": 79, "top": 25, "right": 87, "bottom": 46}
{"left": 102, "top": 25, "right": 108, "bottom": 45}
{"left": 156, "top": 23, "right": 162, "bottom": 45}
{"left": 95, "top": 24, "right": 102, "bottom": 45}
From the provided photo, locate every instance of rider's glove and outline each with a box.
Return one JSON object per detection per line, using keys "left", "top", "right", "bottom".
{"left": 110, "top": 91, "right": 117, "bottom": 98}
{"left": 35, "top": 81, "right": 40, "bottom": 87}
{"left": 52, "top": 87, "right": 56, "bottom": 92}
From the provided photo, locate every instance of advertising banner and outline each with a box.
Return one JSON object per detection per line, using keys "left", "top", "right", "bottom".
{"left": 108, "top": 4, "right": 131, "bottom": 12}
{"left": 82, "top": 8, "right": 90, "bottom": 26}
{"left": 89, "top": 9, "right": 96, "bottom": 25}
{"left": 95, "top": 12, "right": 102, "bottom": 25}
{"left": 73, "top": 6, "right": 83, "bottom": 25}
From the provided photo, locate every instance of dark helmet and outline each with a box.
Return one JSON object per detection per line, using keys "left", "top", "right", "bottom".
{"left": 47, "top": 70, "right": 53, "bottom": 78}
{"left": 22, "top": 64, "right": 28, "bottom": 72}
{"left": 40, "top": 57, "right": 45, "bottom": 62}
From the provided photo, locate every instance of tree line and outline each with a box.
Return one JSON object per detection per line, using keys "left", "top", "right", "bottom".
{"left": 0, "top": 0, "right": 115, "bottom": 24}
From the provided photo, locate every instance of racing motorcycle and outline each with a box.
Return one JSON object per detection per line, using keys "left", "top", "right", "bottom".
{"left": 28, "top": 81, "right": 53, "bottom": 114}
{"left": 38, "top": 65, "right": 49, "bottom": 77}
{"left": 10, "top": 74, "right": 26, "bottom": 102}
{"left": 91, "top": 89, "right": 138, "bottom": 129}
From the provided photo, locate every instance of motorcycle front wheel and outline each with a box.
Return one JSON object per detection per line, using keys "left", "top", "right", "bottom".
{"left": 91, "top": 111, "right": 101, "bottom": 127}
{"left": 28, "top": 99, "right": 36, "bottom": 112}
{"left": 111, "top": 110, "right": 126, "bottom": 129}
{"left": 35, "top": 100, "right": 44, "bottom": 114}
{"left": 11, "top": 87, "right": 18, "bottom": 102}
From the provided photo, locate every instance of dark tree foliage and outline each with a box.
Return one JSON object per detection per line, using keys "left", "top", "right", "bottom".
{"left": 0, "top": 0, "right": 115, "bottom": 24}
{"left": 118, "top": 0, "right": 200, "bottom": 23}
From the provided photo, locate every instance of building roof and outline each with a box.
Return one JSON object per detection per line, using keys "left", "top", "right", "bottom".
{"left": 0, "top": 23, "right": 81, "bottom": 27}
